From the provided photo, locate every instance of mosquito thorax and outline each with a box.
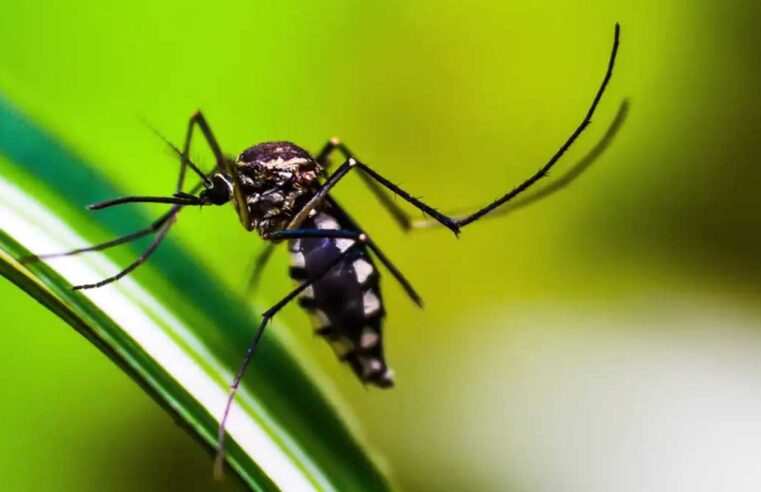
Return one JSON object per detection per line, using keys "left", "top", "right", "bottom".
{"left": 234, "top": 141, "right": 324, "bottom": 235}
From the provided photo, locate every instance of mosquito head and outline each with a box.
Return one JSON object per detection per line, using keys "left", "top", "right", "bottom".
{"left": 199, "top": 173, "right": 233, "bottom": 206}
{"left": 234, "top": 141, "right": 324, "bottom": 234}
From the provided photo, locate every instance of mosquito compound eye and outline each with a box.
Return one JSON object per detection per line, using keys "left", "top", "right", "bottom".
{"left": 201, "top": 174, "right": 232, "bottom": 205}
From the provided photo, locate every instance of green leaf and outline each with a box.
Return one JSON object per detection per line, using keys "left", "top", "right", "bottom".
{"left": 0, "top": 94, "right": 390, "bottom": 491}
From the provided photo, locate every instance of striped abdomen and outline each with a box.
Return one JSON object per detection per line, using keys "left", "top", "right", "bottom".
{"left": 288, "top": 210, "right": 394, "bottom": 388}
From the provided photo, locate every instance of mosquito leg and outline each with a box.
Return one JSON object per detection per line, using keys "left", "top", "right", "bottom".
{"left": 28, "top": 112, "right": 220, "bottom": 286}
{"left": 303, "top": 24, "right": 620, "bottom": 236}
{"left": 284, "top": 159, "right": 354, "bottom": 229}
{"left": 410, "top": 98, "right": 630, "bottom": 229}
{"left": 21, "top": 207, "right": 180, "bottom": 263}
{"left": 182, "top": 110, "right": 226, "bottom": 173}
{"left": 264, "top": 228, "right": 363, "bottom": 241}
{"left": 315, "top": 138, "right": 413, "bottom": 231}
{"left": 454, "top": 24, "right": 620, "bottom": 227}
{"left": 251, "top": 228, "right": 372, "bottom": 302}
{"left": 73, "top": 111, "right": 227, "bottom": 286}
{"left": 178, "top": 109, "right": 257, "bottom": 229}
{"left": 214, "top": 240, "right": 364, "bottom": 478}
{"left": 283, "top": 157, "right": 457, "bottom": 234}
{"left": 325, "top": 195, "right": 423, "bottom": 307}
{"left": 72, "top": 217, "right": 175, "bottom": 290}
{"left": 68, "top": 112, "right": 220, "bottom": 286}
{"left": 273, "top": 219, "right": 423, "bottom": 306}
{"left": 363, "top": 238, "right": 422, "bottom": 306}
{"left": 351, "top": 161, "right": 461, "bottom": 233}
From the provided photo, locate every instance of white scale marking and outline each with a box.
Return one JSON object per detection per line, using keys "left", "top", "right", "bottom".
{"left": 289, "top": 252, "right": 305, "bottom": 268}
{"left": 335, "top": 238, "right": 354, "bottom": 253}
{"left": 362, "top": 290, "right": 381, "bottom": 316}
{"left": 360, "top": 328, "right": 379, "bottom": 349}
{"left": 314, "top": 309, "right": 331, "bottom": 327}
{"left": 262, "top": 156, "right": 309, "bottom": 170}
{"left": 353, "top": 259, "right": 373, "bottom": 284}
{"left": 315, "top": 214, "right": 340, "bottom": 230}
{"left": 302, "top": 285, "right": 315, "bottom": 299}
{"left": 358, "top": 355, "right": 383, "bottom": 378}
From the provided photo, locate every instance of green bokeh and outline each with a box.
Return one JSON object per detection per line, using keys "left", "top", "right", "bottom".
{"left": 1, "top": 1, "right": 759, "bottom": 490}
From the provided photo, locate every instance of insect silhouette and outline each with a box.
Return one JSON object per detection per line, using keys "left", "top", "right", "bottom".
{"left": 26, "top": 25, "right": 620, "bottom": 474}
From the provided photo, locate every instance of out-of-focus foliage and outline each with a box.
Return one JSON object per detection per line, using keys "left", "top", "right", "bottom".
{"left": 0, "top": 1, "right": 759, "bottom": 491}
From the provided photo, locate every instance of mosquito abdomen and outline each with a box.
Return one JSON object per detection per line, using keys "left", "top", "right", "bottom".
{"left": 288, "top": 209, "right": 394, "bottom": 387}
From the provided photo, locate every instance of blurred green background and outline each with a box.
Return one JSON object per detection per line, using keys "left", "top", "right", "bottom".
{"left": 1, "top": 1, "right": 761, "bottom": 491}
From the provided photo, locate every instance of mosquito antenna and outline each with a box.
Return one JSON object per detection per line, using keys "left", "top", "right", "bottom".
{"left": 139, "top": 116, "right": 212, "bottom": 187}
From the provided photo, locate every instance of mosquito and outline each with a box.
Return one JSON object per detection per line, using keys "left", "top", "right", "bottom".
{"left": 25, "top": 24, "right": 621, "bottom": 474}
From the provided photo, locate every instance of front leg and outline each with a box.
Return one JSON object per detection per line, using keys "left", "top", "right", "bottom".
{"left": 22, "top": 112, "right": 222, "bottom": 289}
{"left": 182, "top": 110, "right": 226, "bottom": 173}
{"left": 180, "top": 111, "right": 253, "bottom": 230}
